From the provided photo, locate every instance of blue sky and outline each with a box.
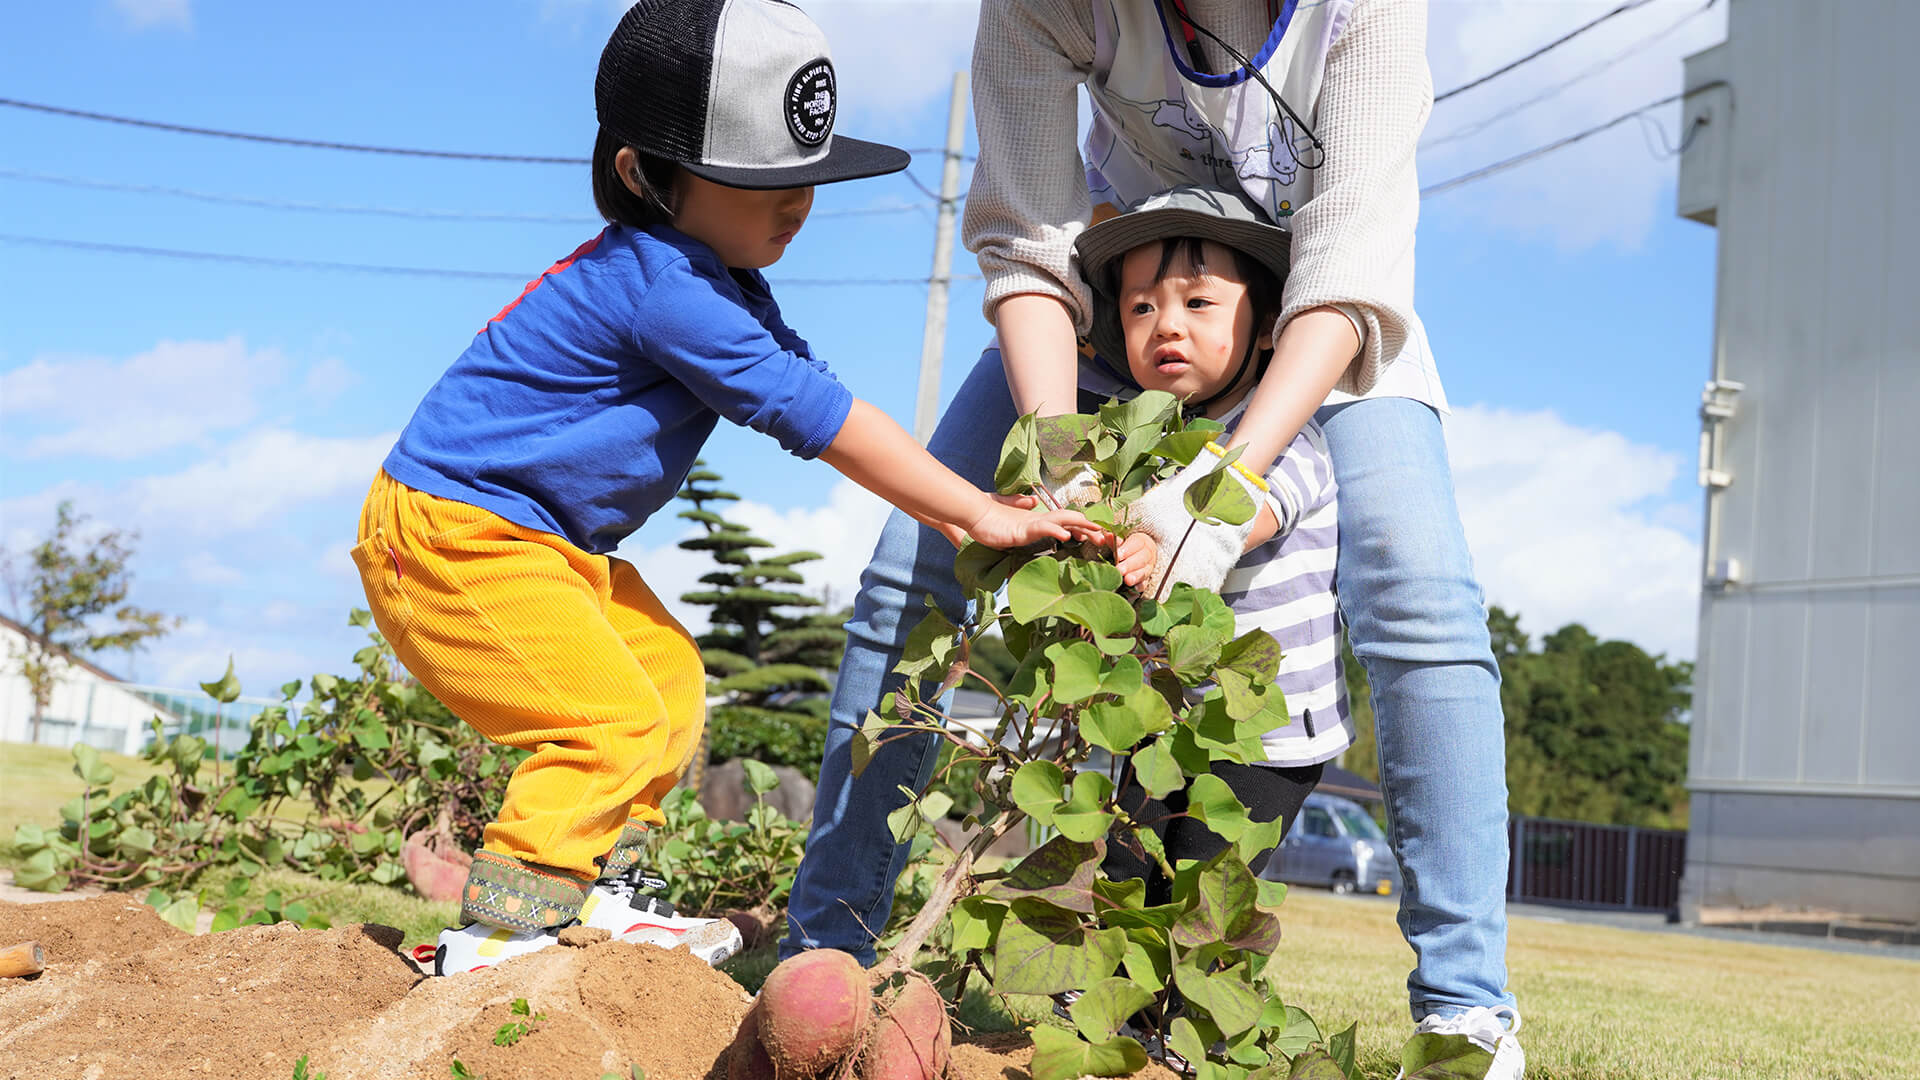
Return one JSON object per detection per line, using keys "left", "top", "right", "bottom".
{"left": 1, "top": 0, "right": 1725, "bottom": 694}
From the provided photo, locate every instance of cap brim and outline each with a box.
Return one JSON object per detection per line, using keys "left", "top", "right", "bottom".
{"left": 681, "top": 135, "right": 911, "bottom": 190}
{"left": 1075, "top": 209, "right": 1291, "bottom": 299}
{"left": 1074, "top": 207, "right": 1292, "bottom": 367}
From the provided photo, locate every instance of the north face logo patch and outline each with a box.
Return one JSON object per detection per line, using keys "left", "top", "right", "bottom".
{"left": 785, "top": 59, "right": 835, "bottom": 148}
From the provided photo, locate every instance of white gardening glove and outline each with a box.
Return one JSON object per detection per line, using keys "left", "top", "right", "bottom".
{"left": 1125, "top": 457, "right": 1263, "bottom": 600}
{"left": 1042, "top": 462, "right": 1104, "bottom": 509}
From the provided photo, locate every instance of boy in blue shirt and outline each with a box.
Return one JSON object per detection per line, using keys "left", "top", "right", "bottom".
{"left": 355, "top": 0, "right": 1100, "bottom": 974}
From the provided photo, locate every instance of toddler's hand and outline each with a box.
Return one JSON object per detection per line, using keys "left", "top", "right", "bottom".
{"left": 1114, "top": 531, "right": 1159, "bottom": 589}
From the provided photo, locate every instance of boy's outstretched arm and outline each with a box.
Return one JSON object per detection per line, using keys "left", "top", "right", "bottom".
{"left": 821, "top": 399, "right": 1105, "bottom": 550}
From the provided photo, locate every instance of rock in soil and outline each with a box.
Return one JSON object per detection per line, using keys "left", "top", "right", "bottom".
{"left": 558, "top": 925, "right": 612, "bottom": 947}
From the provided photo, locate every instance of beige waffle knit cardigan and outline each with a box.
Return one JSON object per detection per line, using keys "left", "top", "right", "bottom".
{"left": 963, "top": 0, "right": 1432, "bottom": 398}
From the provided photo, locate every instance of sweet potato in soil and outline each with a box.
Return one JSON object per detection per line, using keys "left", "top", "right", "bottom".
{"left": 756, "top": 947, "right": 873, "bottom": 1074}
{"left": 0, "top": 898, "right": 1183, "bottom": 1080}
{"left": 862, "top": 973, "right": 954, "bottom": 1080}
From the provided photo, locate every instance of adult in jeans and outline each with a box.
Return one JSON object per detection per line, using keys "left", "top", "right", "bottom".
{"left": 785, "top": 0, "right": 1524, "bottom": 1074}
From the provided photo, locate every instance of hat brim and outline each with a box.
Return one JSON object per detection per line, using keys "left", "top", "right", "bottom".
{"left": 680, "top": 135, "right": 911, "bottom": 190}
{"left": 1073, "top": 208, "right": 1292, "bottom": 366}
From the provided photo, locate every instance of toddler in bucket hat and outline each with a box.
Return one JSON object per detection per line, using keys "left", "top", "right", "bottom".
{"left": 1073, "top": 188, "right": 1355, "bottom": 971}
{"left": 354, "top": 0, "right": 1103, "bottom": 978}
{"left": 1069, "top": 184, "right": 1310, "bottom": 599}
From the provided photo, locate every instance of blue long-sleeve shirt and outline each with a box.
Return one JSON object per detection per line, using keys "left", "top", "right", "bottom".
{"left": 382, "top": 224, "right": 854, "bottom": 555}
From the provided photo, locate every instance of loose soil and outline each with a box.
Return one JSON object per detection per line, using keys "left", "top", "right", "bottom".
{"left": 0, "top": 899, "right": 1181, "bottom": 1080}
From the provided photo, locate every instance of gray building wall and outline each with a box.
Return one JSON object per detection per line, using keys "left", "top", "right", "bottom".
{"left": 1677, "top": 0, "right": 1920, "bottom": 922}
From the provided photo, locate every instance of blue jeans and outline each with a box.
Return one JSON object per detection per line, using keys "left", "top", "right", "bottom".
{"left": 782, "top": 349, "right": 1516, "bottom": 1020}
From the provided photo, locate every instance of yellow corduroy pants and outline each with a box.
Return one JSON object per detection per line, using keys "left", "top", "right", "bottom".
{"left": 351, "top": 470, "right": 705, "bottom": 880}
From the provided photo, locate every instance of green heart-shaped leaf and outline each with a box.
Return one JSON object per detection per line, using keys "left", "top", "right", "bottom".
{"left": 991, "top": 898, "right": 1126, "bottom": 995}
{"left": 1401, "top": 1033, "right": 1498, "bottom": 1079}
{"left": 995, "top": 412, "right": 1043, "bottom": 494}
{"left": 989, "top": 835, "right": 1103, "bottom": 912}
{"left": 1028, "top": 1026, "right": 1147, "bottom": 1080}
{"left": 1068, "top": 977, "right": 1156, "bottom": 1042}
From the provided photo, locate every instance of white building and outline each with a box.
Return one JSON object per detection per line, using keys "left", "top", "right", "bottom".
{"left": 1676, "top": 0, "right": 1920, "bottom": 921}
{"left": 1, "top": 614, "right": 270, "bottom": 757}
{"left": 0, "top": 614, "right": 177, "bottom": 754}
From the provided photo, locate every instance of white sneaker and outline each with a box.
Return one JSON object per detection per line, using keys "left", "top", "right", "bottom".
{"left": 1396, "top": 1006, "right": 1524, "bottom": 1080}
{"left": 434, "top": 877, "right": 742, "bottom": 975}
{"left": 582, "top": 871, "right": 743, "bottom": 966}
{"left": 435, "top": 922, "right": 563, "bottom": 974}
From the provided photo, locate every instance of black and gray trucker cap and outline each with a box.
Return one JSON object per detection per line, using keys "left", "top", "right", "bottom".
{"left": 596, "top": 0, "right": 911, "bottom": 189}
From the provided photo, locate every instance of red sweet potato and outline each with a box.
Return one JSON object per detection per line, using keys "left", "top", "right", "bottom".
{"left": 858, "top": 974, "right": 951, "bottom": 1080}
{"left": 756, "top": 949, "right": 872, "bottom": 1076}
{"left": 400, "top": 835, "right": 471, "bottom": 903}
{"left": 727, "top": 1004, "right": 777, "bottom": 1080}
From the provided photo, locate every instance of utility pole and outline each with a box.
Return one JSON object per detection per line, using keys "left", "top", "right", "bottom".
{"left": 913, "top": 71, "right": 969, "bottom": 444}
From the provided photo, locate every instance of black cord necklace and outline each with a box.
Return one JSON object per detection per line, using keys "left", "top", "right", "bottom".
{"left": 1167, "top": 0, "right": 1326, "bottom": 171}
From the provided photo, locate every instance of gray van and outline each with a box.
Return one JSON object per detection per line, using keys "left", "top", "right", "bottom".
{"left": 1263, "top": 791, "right": 1401, "bottom": 897}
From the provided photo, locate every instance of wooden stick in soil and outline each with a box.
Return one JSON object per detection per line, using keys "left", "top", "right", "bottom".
{"left": 0, "top": 941, "right": 45, "bottom": 978}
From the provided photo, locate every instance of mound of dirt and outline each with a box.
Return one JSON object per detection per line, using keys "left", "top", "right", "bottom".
{"left": 318, "top": 938, "right": 752, "bottom": 1080}
{"left": 0, "top": 899, "right": 1183, "bottom": 1080}
{"left": 0, "top": 894, "right": 183, "bottom": 974}
{"left": 0, "top": 914, "right": 419, "bottom": 1078}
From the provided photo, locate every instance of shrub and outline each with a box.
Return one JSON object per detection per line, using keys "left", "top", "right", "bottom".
{"left": 859, "top": 393, "right": 1488, "bottom": 1080}
{"left": 10, "top": 611, "right": 525, "bottom": 926}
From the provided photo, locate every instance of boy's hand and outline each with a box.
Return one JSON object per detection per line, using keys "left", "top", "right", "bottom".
{"left": 962, "top": 500, "right": 1107, "bottom": 552}
{"left": 1115, "top": 531, "right": 1159, "bottom": 589}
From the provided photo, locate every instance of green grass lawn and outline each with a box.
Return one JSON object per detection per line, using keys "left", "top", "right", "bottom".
{"left": 1271, "top": 889, "right": 1919, "bottom": 1080}
{"left": 0, "top": 740, "right": 164, "bottom": 865}
{"left": 5, "top": 741, "right": 1914, "bottom": 1078}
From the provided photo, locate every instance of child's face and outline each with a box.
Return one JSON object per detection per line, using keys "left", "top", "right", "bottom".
{"left": 673, "top": 174, "right": 815, "bottom": 269}
{"left": 1117, "top": 239, "right": 1270, "bottom": 411}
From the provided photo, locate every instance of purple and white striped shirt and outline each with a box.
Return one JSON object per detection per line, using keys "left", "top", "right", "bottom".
{"left": 1218, "top": 403, "right": 1349, "bottom": 768}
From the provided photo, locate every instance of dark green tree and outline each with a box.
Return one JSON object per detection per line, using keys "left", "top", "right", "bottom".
{"left": 676, "top": 463, "right": 844, "bottom": 776}
{"left": 1341, "top": 606, "right": 1691, "bottom": 828}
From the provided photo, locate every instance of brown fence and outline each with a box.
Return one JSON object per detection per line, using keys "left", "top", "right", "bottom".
{"left": 1507, "top": 815, "right": 1687, "bottom": 913}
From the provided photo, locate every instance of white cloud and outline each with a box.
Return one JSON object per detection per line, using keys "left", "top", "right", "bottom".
{"left": 1421, "top": 0, "right": 1728, "bottom": 250}
{"left": 300, "top": 355, "right": 359, "bottom": 406}
{"left": 132, "top": 427, "right": 396, "bottom": 532}
{"left": 1444, "top": 404, "right": 1701, "bottom": 659}
{"left": 535, "top": 0, "right": 977, "bottom": 133}
{"left": 110, "top": 0, "right": 190, "bottom": 30}
{"left": 616, "top": 478, "right": 891, "bottom": 633}
{"left": 182, "top": 551, "right": 244, "bottom": 585}
{"left": 1, "top": 336, "right": 288, "bottom": 460}
{"left": 807, "top": 2, "right": 981, "bottom": 135}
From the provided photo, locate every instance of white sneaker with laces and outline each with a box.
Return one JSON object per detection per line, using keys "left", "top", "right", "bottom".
{"left": 1396, "top": 1006, "right": 1524, "bottom": 1080}
{"left": 581, "top": 872, "right": 742, "bottom": 965}
{"left": 434, "top": 922, "right": 562, "bottom": 975}
{"left": 433, "top": 875, "right": 742, "bottom": 975}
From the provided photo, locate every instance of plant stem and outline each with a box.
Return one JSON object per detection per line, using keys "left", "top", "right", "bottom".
{"left": 1155, "top": 522, "right": 1198, "bottom": 603}
{"left": 873, "top": 818, "right": 1009, "bottom": 978}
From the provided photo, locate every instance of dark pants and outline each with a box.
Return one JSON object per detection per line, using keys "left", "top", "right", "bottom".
{"left": 1103, "top": 759, "right": 1326, "bottom": 904}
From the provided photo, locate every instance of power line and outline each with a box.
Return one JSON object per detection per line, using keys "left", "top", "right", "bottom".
{"left": 1420, "top": 89, "right": 1701, "bottom": 198}
{"left": 0, "top": 167, "right": 935, "bottom": 223}
{"left": 0, "top": 96, "right": 972, "bottom": 165}
{"left": 0, "top": 231, "right": 981, "bottom": 286}
{"left": 0, "top": 167, "right": 601, "bottom": 224}
{"left": 0, "top": 96, "right": 589, "bottom": 164}
{"left": 1434, "top": 0, "right": 1661, "bottom": 104}
{"left": 1424, "top": 0, "right": 1717, "bottom": 149}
